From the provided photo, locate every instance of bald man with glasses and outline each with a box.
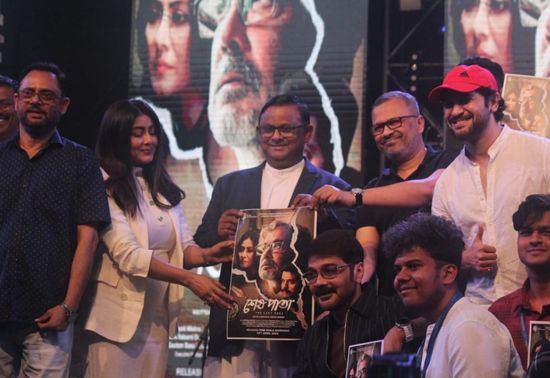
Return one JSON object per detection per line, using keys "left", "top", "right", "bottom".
{"left": 354, "top": 91, "right": 458, "bottom": 296}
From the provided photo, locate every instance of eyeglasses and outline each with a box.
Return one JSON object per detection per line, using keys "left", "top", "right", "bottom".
{"left": 257, "top": 124, "right": 306, "bottom": 137}
{"left": 256, "top": 240, "right": 286, "bottom": 254}
{"left": 371, "top": 115, "right": 418, "bottom": 135}
{"left": 144, "top": 1, "right": 192, "bottom": 28}
{"left": 303, "top": 263, "right": 355, "bottom": 284}
{"left": 198, "top": 0, "right": 289, "bottom": 37}
{"left": 18, "top": 89, "right": 60, "bottom": 104}
{"left": 461, "top": 0, "right": 513, "bottom": 12}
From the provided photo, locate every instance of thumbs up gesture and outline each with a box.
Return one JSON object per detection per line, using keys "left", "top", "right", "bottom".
{"left": 462, "top": 224, "right": 497, "bottom": 274}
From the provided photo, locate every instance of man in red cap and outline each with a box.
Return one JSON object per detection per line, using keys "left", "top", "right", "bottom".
{"left": 429, "top": 64, "right": 550, "bottom": 307}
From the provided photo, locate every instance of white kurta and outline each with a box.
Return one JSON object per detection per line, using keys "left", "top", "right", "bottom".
{"left": 432, "top": 126, "right": 550, "bottom": 304}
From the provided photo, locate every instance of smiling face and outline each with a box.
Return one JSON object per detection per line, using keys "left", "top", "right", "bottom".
{"left": 145, "top": 0, "right": 192, "bottom": 96}
{"left": 307, "top": 255, "right": 362, "bottom": 314}
{"left": 15, "top": 70, "right": 70, "bottom": 138}
{"left": 257, "top": 104, "right": 312, "bottom": 169}
{"left": 130, "top": 114, "right": 159, "bottom": 166}
{"left": 442, "top": 91, "right": 497, "bottom": 142}
{"left": 517, "top": 211, "right": 550, "bottom": 271}
{"left": 371, "top": 97, "right": 424, "bottom": 163}
{"left": 207, "top": 0, "right": 294, "bottom": 148}
{"left": 393, "top": 247, "right": 454, "bottom": 320}
{"left": 460, "top": 0, "right": 513, "bottom": 73}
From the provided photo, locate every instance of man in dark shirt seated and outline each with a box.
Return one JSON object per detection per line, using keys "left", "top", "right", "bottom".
{"left": 294, "top": 229, "right": 403, "bottom": 378}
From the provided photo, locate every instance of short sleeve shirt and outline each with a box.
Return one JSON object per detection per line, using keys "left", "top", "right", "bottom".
{"left": 356, "top": 146, "right": 458, "bottom": 295}
{"left": 0, "top": 131, "right": 110, "bottom": 323}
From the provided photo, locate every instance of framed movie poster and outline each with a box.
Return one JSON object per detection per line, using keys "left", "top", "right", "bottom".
{"left": 346, "top": 339, "right": 384, "bottom": 378}
{"left": 502, "top": 74, "right": 550, "bottom": 138}
{"left": 227, "top": 207, "right": 316, "bottom": 340}
{"left": 527, "top": 320, "right": 550, "bottom": 367}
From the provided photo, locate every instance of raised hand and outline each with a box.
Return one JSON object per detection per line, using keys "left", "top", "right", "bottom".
{"left": 462, "top": 224, "right": 497, "bottom": 274}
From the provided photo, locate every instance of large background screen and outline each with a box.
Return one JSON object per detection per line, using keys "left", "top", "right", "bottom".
{"left": 128, "top": 1, "right": 368, "bottom": 375}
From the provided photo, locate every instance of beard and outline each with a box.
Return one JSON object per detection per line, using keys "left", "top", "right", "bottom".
{"left": 209, "top": 103, "right": 260, "bottom": 147}
{"left": 19, "top": 106, "right": 59, "bottom": 138}
{"left": 448, "top": 109, "right": 490, "bottom": 142}
{"left": 209, "top": 53, "right": 271, "bottom": 147}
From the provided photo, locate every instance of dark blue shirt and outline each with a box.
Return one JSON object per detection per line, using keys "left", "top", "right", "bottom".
{"left": 0, "top": 131, "right": 110, "bottom": 323}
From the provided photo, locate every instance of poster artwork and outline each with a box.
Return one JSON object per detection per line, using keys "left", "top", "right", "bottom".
{"left": 227, "top": 207, "right": 316, "bottom": 340}
{"left": 345, "top": 340, "right": 384, "bottom": 378}
{"left": 502, "top": 74, "right": 550, "bottom": 138}
{"left": 527, "top": 320, "right": 550, "bottom": 367}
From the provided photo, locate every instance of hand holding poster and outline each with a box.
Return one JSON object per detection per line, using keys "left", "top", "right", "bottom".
{"left": 227, "top": 207, "right": 316, "bottom": 340}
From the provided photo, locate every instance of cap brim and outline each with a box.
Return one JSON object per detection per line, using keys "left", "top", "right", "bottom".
{"left": 428, "top": 83, "right": 484, "bottom": 103}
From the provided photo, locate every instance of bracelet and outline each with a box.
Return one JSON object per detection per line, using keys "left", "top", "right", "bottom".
{"left": 202, "top": 249, "right": 209, "bottom": 266}
{"left": 60, "top": 302, "right": 77, "bottom": 322}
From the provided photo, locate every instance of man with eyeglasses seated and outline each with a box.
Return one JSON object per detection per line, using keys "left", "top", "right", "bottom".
{"left": 294, "top": 229, "right": 403, "bottom": 378}
{"left": 0, "top": 75, "right": 18, "bottom": 143}
{"left": 194, "top": 94, "right": 354, "bottom": 377}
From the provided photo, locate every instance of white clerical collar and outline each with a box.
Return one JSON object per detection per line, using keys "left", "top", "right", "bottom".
{"left": 264, "top": 159, "right": 305, "bottom": 175}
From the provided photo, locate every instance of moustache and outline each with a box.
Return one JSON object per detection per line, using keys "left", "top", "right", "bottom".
{"left": 218, "top": 55, "right": 261, "bottom": 93}
{"left": 312, "top": 285, "right": 335, "bottom": 297}
{"left": 26, "top": 106, "right": 46, "bottom": 115}
{"left": 448, "top": 114, "right": 471, "bottom": 124}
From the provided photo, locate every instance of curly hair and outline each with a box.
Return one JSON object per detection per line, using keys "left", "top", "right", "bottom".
{"left": 382, "top": 213, "right": 464, "bottom": 268}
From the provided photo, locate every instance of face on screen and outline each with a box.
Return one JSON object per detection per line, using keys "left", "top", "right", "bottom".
{"left": 145, "top": 0, "right": 193, "bottom": 96}
{"left": 460, "top": 0, "right": 513, "bottom": 73}
{"left": 199, "top": 0, "right": 295, "bottom": 148}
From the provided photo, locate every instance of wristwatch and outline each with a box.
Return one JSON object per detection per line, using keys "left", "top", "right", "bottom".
{"left": 395, "top": 318, "right": 414, "bottom": 343}
{"left": 60, "top": 302, "right": 78, "bottom": 323}
{"left": 351, "top": 188, "right": 363, "bottom": 207}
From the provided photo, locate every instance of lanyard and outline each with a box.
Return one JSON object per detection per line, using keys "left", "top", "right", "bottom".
{"left": 421, "top": 291, "right": 463, "bottom": 378}
{"left": 520, "top": 310, "right": 530, "bottom": 349}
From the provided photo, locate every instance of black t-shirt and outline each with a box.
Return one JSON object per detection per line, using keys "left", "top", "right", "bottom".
{"left": 357, "top": 146, "right": 459, "bottom": 296}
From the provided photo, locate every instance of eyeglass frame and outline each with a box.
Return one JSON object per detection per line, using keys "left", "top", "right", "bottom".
{"left": 256, "top": 124, "right": 307, "bottom": 138}
{"left": 303, "top": 263, "right": 356, "bottom": 284}
{"left": 197, "top": 0, "right": 289, "bottom": 38}
{"left": 17, "top": 88, "right": 61, "bottom": 104}
{"left": 256, "top": 240, "right": 287, "bottom": 255}
{"left": 371, "top": 114, "right": 419, "bottom": 136}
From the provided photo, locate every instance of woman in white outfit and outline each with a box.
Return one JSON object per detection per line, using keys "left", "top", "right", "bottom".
{"left": 83, "top": 99, "right": 234, "bottom": 377}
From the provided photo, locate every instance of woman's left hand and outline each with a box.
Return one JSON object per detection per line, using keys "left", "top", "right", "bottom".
{"left": 203, "top": 240, "right": 234, "bottom": 265}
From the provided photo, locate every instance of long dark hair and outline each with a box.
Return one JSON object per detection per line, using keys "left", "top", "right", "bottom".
{"left": 96, "top": 98, "right": 185, "bottom": 217}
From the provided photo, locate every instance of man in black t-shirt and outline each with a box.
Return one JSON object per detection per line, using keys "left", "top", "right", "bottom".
{"left": 356, "top": 91, "right": 457, "bottom": 295}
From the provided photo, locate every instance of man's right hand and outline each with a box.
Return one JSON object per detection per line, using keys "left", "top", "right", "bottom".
{"left": 462, "top": 225, "right": 497, "bottom": 274}
{"left": 311, "top": 185, "right": 356, "bottom": 209}
{"left": 217, "top": 209, "right": 242, "bottom": 240}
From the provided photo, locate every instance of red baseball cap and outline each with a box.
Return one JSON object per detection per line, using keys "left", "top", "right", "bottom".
{"left": 428, "top": 65, "right": 498, "bottom": 103}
